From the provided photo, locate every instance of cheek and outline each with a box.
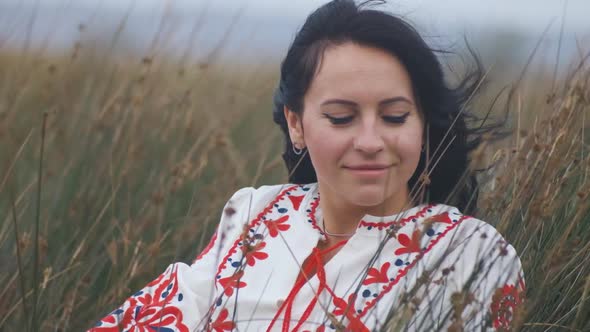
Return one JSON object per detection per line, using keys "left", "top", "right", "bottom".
{"left": 394, "top": 127, "right": 423, "bottom": 165}
{"left": 307, "top": 134, "right": 345, "bottom": 168}
{"left": 399, "top": 136, "right": 422, "bottom": 157}
{"left": 303, "top": 125, "right": 349, "bottom": 173}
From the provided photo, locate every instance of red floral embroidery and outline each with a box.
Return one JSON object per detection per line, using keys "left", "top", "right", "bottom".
{"left": 194, "top": 231, "right": 217, "bottom": 262}
{"left": 490, "top": 282, "right": 524, "bottom": 330}
{"left": 215, "top": 185, "right": 297, "bottom": 277}
{"left": 102, "top": 316, "right": 116, "bottom": 325}
{"left": 394, "top": 229, "right": 422, "bottom": 255}
{"left": 332, "top": 293, "right": 369, "bottom": 332}
{"left": 263, "top": 215, "right": 290, "bottom": 237}
{"left": 242, "top": 241, "right": 269, "bottom": 266}
{"left": 358, "top": 204, "right": 433, "bottom": 230}
{"left": 333, "top": 293, "right": 356, "bottom": 316}
{"left": 90, "top": 266, "right": 189, "bottom": 332}
{"left": 288, "top": 195, "right": 304, "bottom": 210}
{"left": 427, "top": 212, "right": 453, "bottom": 224}
{"left": 360, "top": 215, "right": 468, "bottom": 317}
{"left": 210, "top": 308, "right": 235, "bottom": 332}
{"left": 363, "top": 262, "right": 390, "bottom": 285}
{"left": 218, "top": 271, "right": 247, "bottom": 296}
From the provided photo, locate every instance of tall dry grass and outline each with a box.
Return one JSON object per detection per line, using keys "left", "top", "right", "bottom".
{"left": 0, "top": 45, "right": 286, "bottom": 330}
{"left": 477, "top": 64, "right": 590, "bottom": 330}
{"left": 0, "top": 32, "right": 589, "bottom": 332}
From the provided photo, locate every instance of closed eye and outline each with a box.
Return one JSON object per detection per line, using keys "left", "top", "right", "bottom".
{"left": 323, "top": 112, "right": 411, "bottom": 125}
{"left": 323, "top": 114, "right": 354, "bottom": 125}
{"left": 383, "top": 112, "right": 410, "bottom": 124}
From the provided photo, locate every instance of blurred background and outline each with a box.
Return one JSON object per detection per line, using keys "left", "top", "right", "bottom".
{"left": 2, "top": 0, "right": 590, "bottom": 69}
{"left": 1, "top": 1, "right": 589, "bottom": 331}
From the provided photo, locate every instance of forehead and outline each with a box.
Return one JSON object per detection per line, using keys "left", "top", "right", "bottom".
{"left": 305, "top": 42, "right": 414, "bottom": 102}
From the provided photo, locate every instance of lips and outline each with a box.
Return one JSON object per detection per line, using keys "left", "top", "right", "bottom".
{"left": 344, "top": 164, "right": 392, "bottom": 170}
{"left": 344, "top": 164, "right": 392, "bottom": 179}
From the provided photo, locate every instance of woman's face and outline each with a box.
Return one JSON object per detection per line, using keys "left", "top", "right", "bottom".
{"left": 285, "top": 42, "right": 424, "bottom": 211}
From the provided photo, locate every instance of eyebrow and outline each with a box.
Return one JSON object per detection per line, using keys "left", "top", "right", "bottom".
{"left": 320, "top": 97, "right": 414, "bottom": 107}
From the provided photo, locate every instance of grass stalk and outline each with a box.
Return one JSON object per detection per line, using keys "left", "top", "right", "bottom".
{"left": 30, "top": 112, "right": 47, "bottom": 332}
{"left": 10, "top": 187, "right": 29, "bottom": 327}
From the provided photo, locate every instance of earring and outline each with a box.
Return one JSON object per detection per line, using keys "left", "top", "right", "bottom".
{"left": 292, "top": 143, "right": 304, "bottom": 155}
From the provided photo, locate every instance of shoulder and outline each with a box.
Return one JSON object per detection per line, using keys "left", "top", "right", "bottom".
{"left": 431, "top": 206, "right": 526, "bottom": 329}
{"left": 218, "top": 183, "right": 315, "bottom": 236}
{"left": 430, "top": 203, "right": 523, "bottom": 277}
{"left": 223, "top": 183, "right": 310, "bottom": 212}
{"left": 429, "top": 204, "right": 512, "bottom": 244}
{"left": 418, "top": 204, "right": 522, "bottom": 272}
{"left": 407, "top": 204, "right": 525, "bottom": 330}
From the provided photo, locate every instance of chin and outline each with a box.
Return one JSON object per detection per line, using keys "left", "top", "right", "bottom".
{"left": 347, "top": 185, "right": 392, "bottom": 207}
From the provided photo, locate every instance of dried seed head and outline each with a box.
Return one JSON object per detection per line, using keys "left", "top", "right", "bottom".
{"left": 151, "top": 191, "right": 164, "bottom": 205}
{"left": 499, "top": 246, "right": 509, "bottom": 256}
{"left": 418, "top": 172, "right": 431, "bottom": 185}
{"left": 422, "top": 217, "right": 435, "bottom": 230}
{"left": 442, "top": 266, "right": 455, "bottom": 276}
{"left": 42, "top": 267, "right": 52, "bottom": 290}
{"left": 107, "top": 240, "right": 118, "bottom": 266}
{"left": 410, "top": 296, "right": 422, "bottom": 308}
{"left": 416, "top": 270, "right": 431, "bottom": 285}
{"left": 215, "top": 134, "right": 229, "bottom": 147}
{"left": 82, "top": 275, "right": 91, "bottom": 286}
{"left": 451, "top": 292, "right": 463, "bottom": 307}
{"left": 447, "top": 320, "right": 464, "bottom": 332}
{"left": 224, "top": 206, "right": 236, "bottom": 216}
{"left": 132, "top": 94, "right": 143, "bottom": 107}
{"left": 147, "top": 242, "right": 160, "bottom": 257}
{"left": 142, "top": 57, "right": 153, "bottom": 65}
{"left": 71, "top": 41, "right": 81, "bottom": 60}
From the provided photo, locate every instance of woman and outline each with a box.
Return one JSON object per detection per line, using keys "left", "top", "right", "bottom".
{"left": 91, "top": 0, "right": 524, "bottom": 331}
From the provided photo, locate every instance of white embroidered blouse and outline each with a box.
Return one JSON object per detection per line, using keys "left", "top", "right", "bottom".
{"left": 90, "top": 183, "right": 525, "bottom": 332}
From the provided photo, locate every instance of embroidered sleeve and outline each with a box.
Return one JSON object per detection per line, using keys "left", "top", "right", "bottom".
{"left": 441, "top": 220, "right": 526, "bottom": 331}
{"left": 88, "top": 187, "right": 256, "bottom": 332}
{"left": 401, "top": 215, "right": 526, "bottom": 332}
{"left": 475, "top": 226, "right": 526, "bottom": 331}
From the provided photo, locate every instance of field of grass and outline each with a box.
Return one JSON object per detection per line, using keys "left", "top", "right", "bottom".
{"left": 0, "top": 38, "right": 588, "bottom": 331}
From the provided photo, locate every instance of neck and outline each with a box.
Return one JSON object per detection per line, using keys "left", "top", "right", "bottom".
{"left": 317, "top": 182, "right": 412, "bottom": 235}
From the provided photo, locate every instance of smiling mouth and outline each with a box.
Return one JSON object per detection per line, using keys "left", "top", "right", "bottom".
{"left": 343, "top": 164, "right": 394, "bottom": 179}
{"left": 344, "top": 165, "right": 393, "bottom": 171}
{"left": 343, "top": 165, "right": 393, "bottom": 177}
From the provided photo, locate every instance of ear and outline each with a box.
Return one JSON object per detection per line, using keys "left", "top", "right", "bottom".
{"left": 284, "top": 106, "right": 305, "bottom": 148}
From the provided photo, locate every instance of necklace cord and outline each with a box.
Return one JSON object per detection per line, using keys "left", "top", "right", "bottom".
{"left": 321, "top": 218, "right": 356, "bottom": 237}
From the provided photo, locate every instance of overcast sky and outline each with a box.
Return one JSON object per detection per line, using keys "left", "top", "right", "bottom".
{"left": 1, "top": 0, "right": 589, "bottom": 64}
{"left": 5, "top": 0, "right": 588, "bottom": 28}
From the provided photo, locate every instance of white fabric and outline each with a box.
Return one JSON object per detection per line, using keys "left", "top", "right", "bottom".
{"left": 90, "top": 183, "right": 525, "bottom": 332}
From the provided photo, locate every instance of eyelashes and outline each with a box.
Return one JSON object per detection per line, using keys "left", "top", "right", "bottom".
{"left": 382, "top": 112, "right": 411, "bottom": 124}
{"left": 323, "top": 112, "right": 410, "bottom": 125}
{"left": 324, "top": 114, "right": 354, "bottom": 125}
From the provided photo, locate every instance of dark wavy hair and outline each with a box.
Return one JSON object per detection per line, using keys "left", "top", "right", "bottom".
{"left": 272, "top": 0, "right": 492, "bottom": 215}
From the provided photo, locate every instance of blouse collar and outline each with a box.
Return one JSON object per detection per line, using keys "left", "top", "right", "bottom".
{"left": 300, "top": 182, "right": 431, "bottom": 237}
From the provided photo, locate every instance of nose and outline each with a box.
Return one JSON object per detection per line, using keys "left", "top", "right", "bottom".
{"left": 353, "top": 122, "right": 385, "bottom": 155}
